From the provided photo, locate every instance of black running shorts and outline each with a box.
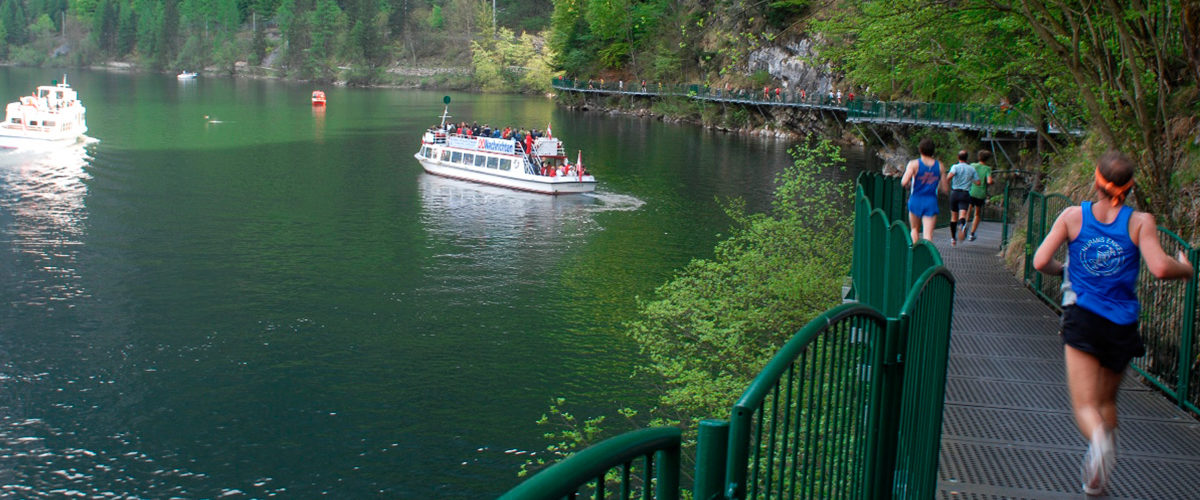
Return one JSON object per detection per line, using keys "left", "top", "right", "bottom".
{"left": 1060, "top": 305, "right": 1144, "bottom": 373}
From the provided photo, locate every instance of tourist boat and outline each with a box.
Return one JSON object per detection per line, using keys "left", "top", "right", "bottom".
{"left": 312, "top": 90, "right": 326, "bottom": 106}
{"left": 415, "top": 106, "right": 596, "bottom": 195}
{"left": 177, "top": 71, "right": 197, "bottom": 80}
{"left": 416, "top": 129, "right": 597, "bottom": 194}
{"left": 0, "top": 77, "right": 87, "bottom": 148}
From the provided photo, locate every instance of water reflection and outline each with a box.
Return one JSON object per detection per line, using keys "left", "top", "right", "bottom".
{"left": 417, "top": 173, "right": 641, "bottom": 255}
{"left": 312, "top": 105, "right": 325, "bottom": 144}
{"left": 0, "top": 141, "right": 93, "bottom": 307}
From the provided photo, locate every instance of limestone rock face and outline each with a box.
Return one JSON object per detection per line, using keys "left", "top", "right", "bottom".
{"left": 747, "top": 39, "right": 835, "bottom": 95}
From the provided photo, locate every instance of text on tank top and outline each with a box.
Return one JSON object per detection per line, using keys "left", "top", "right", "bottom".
{"left": 1066, "top": 201, "right": 1140, "bottom": 324}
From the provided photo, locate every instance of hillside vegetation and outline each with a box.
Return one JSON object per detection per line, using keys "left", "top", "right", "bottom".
{"left": 550, "top": 0, "right": 1200, "bottom": 236}
{"left": 0, "top": 0, "right": 556, "bottom": 90}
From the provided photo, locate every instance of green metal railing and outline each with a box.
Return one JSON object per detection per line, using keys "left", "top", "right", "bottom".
{"left": 720, "top": 303, "right": 886, "bottom": 500}
{"left": 502, "top": 172, "right": 955, "bottom": 500}
{"left": 1021, "top": 193, "right": 1200, "bottom": 415}
{"left": 550, "top": 78, "right": 1083, "bottom": 135}
{"left": 1022, "top": 191, "right": 1073, "bottom": 305}
{"left": 705, "top": 172, "right": 955, "bottom": 500}
{"left": 498, "top": 427, "right": 682, "bottom": 500}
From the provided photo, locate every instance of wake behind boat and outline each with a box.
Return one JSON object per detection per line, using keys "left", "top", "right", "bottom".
{"left": 0, "top": 77, "right": 87, "bottom": 148}
{"left": 414, "top": 99, "right": 596, "bottom": 195}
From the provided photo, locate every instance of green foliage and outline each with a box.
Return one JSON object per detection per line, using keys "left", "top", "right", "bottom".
{"left": 518, "top": 398, "right": 640, "bottom": 478}
{"left": 627, "top": 137, "right": 851, "bottom": 421}
{"left": 524, "top": 141, "right": 855, "bottom": 483}
{"left": 812, "top": 0, "right": 1199, "bottom": 235}
{"left": 426, "top": 4, "right": 443, "bottom": 29}
{"left": 1, "top": 0, "right": 28, "bottom": 45}
{"left": 471, "top": 27, "right": 558, "bottom": 93}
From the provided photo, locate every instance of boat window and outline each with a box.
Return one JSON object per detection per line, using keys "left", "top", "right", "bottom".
{"left": 10, "top": 118, "right": 20, "bottom": 124}
{"left": 499, "top": 159, "right": 511, "bottom": 171}
{"left": 451, "top": 151, "right": 462, "bottom": 163}
{"left": 462, "top": 153, "right": 473, "bottom": 165}
{"left": 486, "top": 157, "right": 499, "bottom": 169}
{"left": 441, "top": 150, "right": 451, "bottom": 161}
{"left": 475, "top": 155, "right": 486, "bottom": 167}
{"left": 421, "top": 147, "right": 430, "bottom": 158}
{"left": 44, "top": 121, "right": 55, "bottom": 127}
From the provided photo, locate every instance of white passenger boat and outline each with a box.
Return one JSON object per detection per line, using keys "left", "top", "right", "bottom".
{"left": 414, "top": 105, "right": 596, "bottom": 195}
{"left": 0, "top": 78, "right": 87, "bottom": 148}
{"left": 177, "top": 71, "right": 197, "bottom": 80}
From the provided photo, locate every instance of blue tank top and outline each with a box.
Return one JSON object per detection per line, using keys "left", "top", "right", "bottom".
{"left": 910, "top": 159, "right": 940, "bottom": 199}
{"left": 1067, "top": 201, "right": 1140, "bottom": 324}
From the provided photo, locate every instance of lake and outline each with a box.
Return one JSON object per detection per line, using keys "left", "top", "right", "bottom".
{"left": 0, "top": 68, "right": 872, "bottom": 498}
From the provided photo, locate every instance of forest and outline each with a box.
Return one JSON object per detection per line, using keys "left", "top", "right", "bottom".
{"left": 0, "top": 0, "right": 556, "bottom": 88}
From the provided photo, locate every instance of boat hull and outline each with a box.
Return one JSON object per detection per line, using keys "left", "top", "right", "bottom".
{"left": 415, "top": 156, "right": 596, "bottom": 195}
{"left": 0, "top": 125, "right": 87, "bottom": 149}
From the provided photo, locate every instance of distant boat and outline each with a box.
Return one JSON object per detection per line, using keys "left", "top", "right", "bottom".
{"left": 177, "top": 71, "right": 197, "bottom": 80}
{"left": 312, "top": 90, "right": 326, "bottom": 106}
{"left": 0, "top": 77, "right": 87, "bottom": 148}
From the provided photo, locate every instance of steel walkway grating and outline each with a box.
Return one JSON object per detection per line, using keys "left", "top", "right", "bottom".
{"left": 935, "top": 222, "right": 1200, "bottom": 499}
{"left": 939, "top": 440, "right": 1200, "bottom": 499}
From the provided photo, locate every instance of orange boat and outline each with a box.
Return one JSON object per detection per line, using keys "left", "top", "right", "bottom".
{"left": 311, "top": 90, "right": 326, "bottom": 106}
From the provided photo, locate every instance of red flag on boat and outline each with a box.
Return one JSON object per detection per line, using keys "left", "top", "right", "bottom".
{"left": 577, "top": 150, "right": 583, "bottom": 181}
{"left": 547, "top": 123, "right": 552, "bottom": 138}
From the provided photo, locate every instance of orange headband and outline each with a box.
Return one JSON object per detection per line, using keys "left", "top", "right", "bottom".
{"left": 1094, "top": 167, "right": 1133, "bottom": 207}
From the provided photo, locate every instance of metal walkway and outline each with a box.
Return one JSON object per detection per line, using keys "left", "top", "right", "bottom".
{"left": 935, "top": 222, "right": 1200, "bottom": 499}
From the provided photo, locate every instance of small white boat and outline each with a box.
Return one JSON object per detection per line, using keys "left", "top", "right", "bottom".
{"left": 414, "top": 105, "right": 596, "bottom": 195}
{"left": 177, "top": 71, "right": 197, "bottom": 80}
{"left": 0, "top": 77, "right": 87, "bottom": 148}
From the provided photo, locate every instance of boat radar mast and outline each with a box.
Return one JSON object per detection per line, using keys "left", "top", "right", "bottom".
{"left": 439, "top": 96, "right": 452, "bottom": 127}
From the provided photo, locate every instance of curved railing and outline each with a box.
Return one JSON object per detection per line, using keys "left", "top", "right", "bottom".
{"left": 498, "top": 427, "right": 682, "bottom": 500}
{"left": 722, "top": 303, "right": 888, "bottom": 500}
{"left": 890, "top": 267, "right": 956, "bottom": 500}
{"left": 716, "top": 172, "right": 955, "bottom": 500}
{"left": 502, "top": 172, "right": 956, "bottom": 500}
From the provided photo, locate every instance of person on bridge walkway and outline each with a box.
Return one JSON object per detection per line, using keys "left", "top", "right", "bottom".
{"left": 1033, "top": 151, "right": 1193, "bottom": 496}
{"left": 901, "top": 138, "right": 947, "bottom": 244}
{"left": 967, "top": 150, "right": 994, "bottom": 241}
{"left": 947, "top": 150, "right": 978, "bottom": 246}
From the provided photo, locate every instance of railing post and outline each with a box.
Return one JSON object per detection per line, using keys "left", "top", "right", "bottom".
{"left": 865, "top": 316, "right": 905, "bottom": 499}
{"left": 1179, "top": 246, "right": 1199, "bottom": 411}
{"left": 657, "top": 446, "right": 681, "bottom": 500}
{"left": 1035, "top": 192, "right": 1049, "bottom": 293}
{"left": 1024, "top": 191, "right": 1037, "bottom": 286}
{"left": 694, "top": 419, "right": 729, "bottom": 500}
{"left": 1000, "top": 177, "right": 1011, "bottom": 248}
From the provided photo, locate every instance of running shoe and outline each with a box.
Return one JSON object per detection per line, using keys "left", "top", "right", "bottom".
{"left": 969, "top": 233, "right": 977, "bottom": 241}
{"left": 1082, "top": 429, "right": 1114, "bottom": 496}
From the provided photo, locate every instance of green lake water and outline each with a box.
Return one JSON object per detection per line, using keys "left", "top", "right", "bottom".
{"left": 0, "top": 68, "right": 872, "bottom": 497}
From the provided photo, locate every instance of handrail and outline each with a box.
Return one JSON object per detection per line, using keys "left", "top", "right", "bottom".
{"left": 731, "top": 303, "right": 887, "bottom": 413}
{"left": 498, "top": 427, "right": 682, "bottom": 500}
{"left": 724, "top": 303, "right": 888, "bottom": 500}
{"left": 551, "top": 78, "right": 1084, "bottom": 135}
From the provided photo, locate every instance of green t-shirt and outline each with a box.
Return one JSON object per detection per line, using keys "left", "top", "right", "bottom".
{"left": 969, "top": 163, "right": 992, "bottom": 199}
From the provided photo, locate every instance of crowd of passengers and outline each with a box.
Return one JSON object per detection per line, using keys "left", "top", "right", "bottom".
{"left": 432, "top": 121, "right": 549, "bottom": 146}
{"left": 428, "top": 121, "right": 589, "bottom": 178}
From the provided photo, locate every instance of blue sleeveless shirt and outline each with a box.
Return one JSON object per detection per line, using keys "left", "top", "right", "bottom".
{"left": 1066, "top": 201, "right": 1140, "bottom": 325}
